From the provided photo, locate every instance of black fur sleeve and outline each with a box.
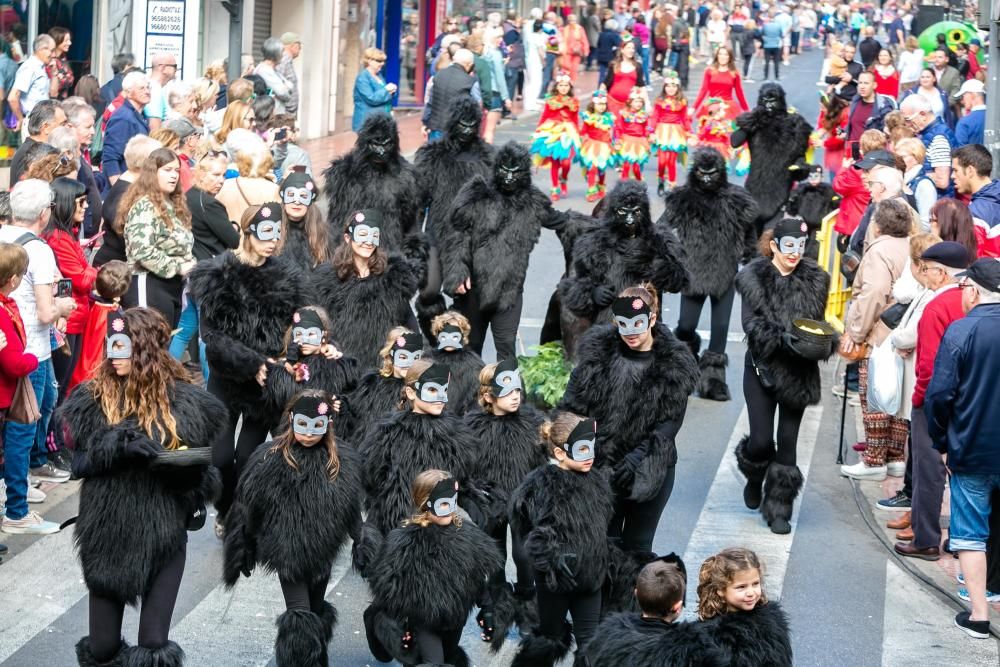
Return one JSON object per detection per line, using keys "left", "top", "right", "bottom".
{"left": 734, "top": 188, "right": 761, "bottom": 263}
{"left": 199, "top": 315, "right": 267, "bottom": 382}
{"left": 438, "top": 179, "right": 484, "bottom": 295}
{"left": 401, "top": 233, "right": 431, "bottom": 288}
{"left": 558, "top": 366, "right": 592, "bottom": 416}
{"left": 740, "top": 294, "right": 784, "bottom": 360}
{"left": 59, "top": 384, "right": 139, "bottom": 475}
{"left": 382, "top": 254, "right": 422, "bottom": 299}
{"left": 559, "top": 237, "right": 603, "bottom": 318}
{"left": 222, "top": 446, "right": 268, "bottom": 587}
{"left": 648, "top": 226, "right": 690, "bottom": 294}
{"left": 731, "top": 111, "right": 757, "bottom": 147}
{"left": 359, "top": 415, "right": 394, "bottom": 498}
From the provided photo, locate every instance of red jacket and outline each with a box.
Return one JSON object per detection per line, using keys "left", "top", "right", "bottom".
{"left": 912, "top": 286, "right": 965, "bottom": 408}
{"left": 67, "top": 299, "right": 117, "bottom": 394}
{"left": 43, "top": 228, "right": 98, "bottom": 334}
{"left": 651, "top": 98, "right": 690, "bottom": 129}
{"left": 0, "top": 294, "right": 39, "bottom": 409}
{"left": 832, "top": 166, "right": 871, "bottom": 236}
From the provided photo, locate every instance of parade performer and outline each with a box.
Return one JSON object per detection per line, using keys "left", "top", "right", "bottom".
{"left": 614, "top": 87, "right": 652, "bottom": 181}
{"left": 694, "top": 98, "right": 749, "bottom": 176}
{"left": 314, "top": 208, "right": 425, "bottom": 370}
{"left": 530, "top": 72, "right": 581, "bottom": 201}
{"left": 189, "top": 203, "right": 311, "bottom": 537}
{"left": 429, "top": 311, "right": 484, "bottom": 416}
{"left": 659, "top": 147, "right": 758, "bottom": 401}
{"left": 277, "top": 172, "right": 331, "bottom": 271}
{"left": 577, "top": 90, "right": 616, "bottom": 203}
{"left": 438, "top": 142, "right": 566, "bottom": 361}
{"left": 734, "top": 219, "right": 832, "bottom": 534}
{"left": 223, "top": 390, "right": 362, "bottom": 667}
{"left": 508, "top": 412, "right": 613, "bottom": 666}
{"left": 363, "top": 469, "right": 501, "bottom": 666}
{"left": 698, "top": 548, "right": 793, "bottom": 666}
{"left": 786, "top": 164, "right": 842, "bottom": 259}
{"left": 560, "top": 285, "right": 698, "bottom": 552}
{"left": 731, "top": 83, "right": 813, "bottom": 234}
{"left": 558, "top": 181, "right": 688, "bottom": 352}
{"left": 63, "top": 307, "right": 223, "bottom": 667}
{"left": 691, "top": 46, "right": 748, "bottom": 136}
{"left": 321, "top": 113, "right": 420, "bottom": 251}
{"left": 650, "top": 72, "right": 691, "bottom": 197}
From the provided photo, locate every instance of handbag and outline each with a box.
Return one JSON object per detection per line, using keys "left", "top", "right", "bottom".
{"left": 838, "top": 336, "right": 869, "bottom": 362}
{"left": 8, "top": 375, "right": 40, "bottom": 424}
{"left": 879, "top": 302, "right": 908, "bottom": 330}
{"left": 866, "top": 338, "right": 903, "bottom": 414}
{"left": 749, "top": 349, "right": 776, "bottom": 390}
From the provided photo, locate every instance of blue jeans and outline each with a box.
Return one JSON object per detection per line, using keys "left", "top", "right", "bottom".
{"left": 3, "top": 359, "right": 57, "bottom": 520}
{"left": 597, "top": 62, "right": 609, "bottom": 87}
{"left": 640, "top": 45, "right": 651, "bottom": 78}
{"left": 168, "top": 296, "right": 208, "bottom": 380}
{"left": 541, "top": 51, "right": 558, "bottom": 97}
{"left": 949, "top": 473, "right": 1000, "bottom": 552}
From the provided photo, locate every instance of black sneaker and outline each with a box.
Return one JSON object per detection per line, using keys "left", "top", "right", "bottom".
{"left": 876, "top": 490, "right": 911, "bottom": 512}
{"left": 955, "top": 611, "right": 990, "bottom": 639}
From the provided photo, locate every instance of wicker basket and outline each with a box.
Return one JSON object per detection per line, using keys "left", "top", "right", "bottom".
{"left": 792, "top": 318, "right": 836, "bottom": 361}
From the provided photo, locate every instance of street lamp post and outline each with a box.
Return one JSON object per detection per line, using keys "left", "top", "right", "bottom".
{"left": 222, "top": 0, "right": 244, "bottom": 85}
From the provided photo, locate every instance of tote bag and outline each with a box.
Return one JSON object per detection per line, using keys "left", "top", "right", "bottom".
{"left": 866, "top": 337, "right": 903, "bottom": 415}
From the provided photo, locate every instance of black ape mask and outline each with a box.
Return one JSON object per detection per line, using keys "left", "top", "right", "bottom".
{"left": 493, "top": 142, "right": 532, "bottom": 194}
{"left": 605, "top": 181, "right": 652, "bottom": 238}
{"left": 757, "top": 83, "right": 787, "bottom": 116}
{"left": 357, "top": 113, "right": 400, "bottom": 166}
{"left": 446, "top": 97, "right": 484, "bottom": 148}
{"left": 689, "top": 148, "right": 728, "bottom": 193}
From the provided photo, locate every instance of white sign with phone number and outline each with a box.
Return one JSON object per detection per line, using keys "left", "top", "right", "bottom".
{"left": 145, "top": 0, "right": 185, "bottom": 70}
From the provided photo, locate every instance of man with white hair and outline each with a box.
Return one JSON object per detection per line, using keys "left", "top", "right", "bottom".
{"left": 422, "top": 48, "right": 480, "bottom": 141}
{"left": 62, "top": 100, "right": 103, "bottom": 235}
{"left": 926, "top": 257, "right": 1000, "bottom": 639}
{"left": 164, "top": 79, "right": 195, "bottom": 122}
{"left": 7, "top": 34, "right": 55, "bottom": 135}
{"left": 900, "top": 93, "right": 956, "bottom": 196}
{"left": 0, "top": 179, "right": 78, "bottom": 535}
{"left": 145, "top": 52, "right": 178, "bottom": 130}
{"left": 102, "top": 70, "right": 151, "bottom": 183}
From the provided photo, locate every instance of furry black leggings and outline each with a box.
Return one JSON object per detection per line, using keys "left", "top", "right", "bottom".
{"left": 608, "top": 466, "right": 676, "bottom": 552}
{"left": 412, "top": 627, "right": 463, "bottom": 664}
{"left": 536, "top": 586, "right": 601, "bottom": 647}
{"left": 89, "top": 545, "right": 186, "bottom": 661}
{"left": 279, "top": 574, "right": 330, "bottom": 612}
{"left": 675, "top": 285, "right": 736, "bottom": 355}
{"left": 454, "top": 291, "right": 524, "bottom": 361}
{"left": 490, "top": 521, "right": 533, "bottom": 588}
{"left": 743, "top": 356, "right": 805, "bottom": 465}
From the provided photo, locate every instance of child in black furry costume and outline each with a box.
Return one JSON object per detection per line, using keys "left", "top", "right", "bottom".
{"left": 558, "top": 181, "right": 689, "bottom": 356}
{"left": 364, "top": 469, "right": 502, "bottom": 666}
{"left": 509, "top": 412, "right": 614, "bottom": 666}
{"left": 188, "top": 203, "right": 312, "bottom": 533}
{"left": 583, "top": 556, "right": 727, "bottom": 667}
{"left": 786, "top": 164, "right": 841, "bottom": 259}
{"left": 313, "top": 208, "right": 425, "bottom": 370}
{"left": 223, "top": 390, "right": 363, "bottom": 667}
{"left": 734, "top": 220, "right": 832, "bottom": 534}
{"left": 61, "top": 308, "right": 223, "bottom": 667}
{"left": 437, "top": 141, "right": 565, "bottom": 360}
{"left": 697, "top": 548, "right": 793, "bottom": 666}
{"left": 730, "top": 83, "right": 813, "bottom": 234}
{"left": 657, "top": 147, "right": 758, "bottom": 402}
{"left": 560, "top": 285, "right": 698, "bottom": 553}
{"left": 277, "top": 172, "right": 332, "bottom": 271}
{"left": 429, "top": 310, "right": 484, "bottom": 416}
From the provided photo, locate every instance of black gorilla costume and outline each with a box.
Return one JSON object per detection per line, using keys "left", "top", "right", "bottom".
{"left": 657, "top": 147, "right": 758, "bottom": 401}
{"left": 583, "top": 612, "right": 727, "bottom": 666}
{"left": 539, "top": 208, "right": 600, "bottom": 351}
{"left": 559, "top": 181, "right": 688, "bottom": 356}
{"left": 223, "top": 443, "right": 363, "bottom": 666}
{"left": 437, "top": 142, "right": 565, "bottom": 360}
{"left": 429, "top": 343, "right": 484, "bottom": 416}
{"left": 731, "top": 83, "right": 812, "bottom": 234}
{"left": 322, "top": 113, "right": 420, "bottom": 248}
{"left": 787, "top": 164, "right": 842, "bottom": 259}
{"left": 337, "top": 371, "right": 406, "bottom": 441}
{"left": 62, "top": 381, "right": 222, "bottom": 667}
{"left": 704, "top": 602, "right": 793, "bottom": 666}
{"left": 263, "top": 354, "right": 361, "bottom": 430}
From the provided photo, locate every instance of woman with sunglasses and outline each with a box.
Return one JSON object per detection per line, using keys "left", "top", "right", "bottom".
{"left": 42, "top": 177, "right": 96, "bottom": 400}
{"left": 352, "top": 47, "right": 397, "bottom": 132}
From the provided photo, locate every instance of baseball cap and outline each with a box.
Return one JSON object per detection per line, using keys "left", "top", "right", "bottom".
{"left": 164, "top": 118, "right": 198, "bottom": 140}
{"left": 281, "top": 32, "right": 302, "bottom": 45}
{"left": 920, "top": 241, "right": 971, "bottom": 270}
{"left": 970, "top": 38, "right": 982, "bottom": 47}
{"left": 954, "top": 79, "right": 985, "bottom": 99}
{"left": 853, "top": 149, "right": 896, "bottom": 170}
{"left": 958, "top": 258, "right": 1000, "bottom": 293}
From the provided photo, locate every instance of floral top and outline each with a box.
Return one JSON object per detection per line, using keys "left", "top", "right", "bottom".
{"left": 46, "top": 56, "right": 74, "bottom": 100}
{"left": 125, "top": 196, "right": 195, "bottom": 279}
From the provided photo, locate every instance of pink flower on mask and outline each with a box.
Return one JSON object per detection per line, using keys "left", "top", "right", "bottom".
{"left": 112, "top": 318, "right": 125, "bottom": 332}
{"left": 317, "top": 401, "right": 328, "bottom": 415}
{"left": 632, "top": 298, "right": 644, "bottom": 310}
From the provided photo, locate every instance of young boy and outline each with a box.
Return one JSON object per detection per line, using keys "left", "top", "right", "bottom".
{"left": 66, "top": 260, "right": 131, "bottom": 393}
{"left": 583, "top": 556, "right": 726, "bottom": 666}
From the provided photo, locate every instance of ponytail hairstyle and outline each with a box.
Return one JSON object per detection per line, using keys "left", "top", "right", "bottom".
{"left": 696, "top": 547, "right": 768, "bottom": 620}
{"left": 378, "top": 325, "right": 416, "bottom": 378}
{"left": 404, "top": 468, "right": 463, "bottom": 528}
{"left": 398, "top": 358, "right": 435, "bottom": 410}
{"left": 266, "top": 389, "right": 341, "bottom": 480}
{"left": 614, "top": 282, "right": 660, "bottom": 324}
{"left": 538, "top": 411, "right": 588, "bottom": 458}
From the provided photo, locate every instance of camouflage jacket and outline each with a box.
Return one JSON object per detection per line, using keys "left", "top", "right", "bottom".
{"left": 124, "top": 196, "right": 195, "bottom": 279}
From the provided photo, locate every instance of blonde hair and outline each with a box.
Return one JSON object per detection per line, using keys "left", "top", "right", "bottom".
{"left": 431, "top": 310, "right": 471, "bottom": 345}
{"left": 909, "top": 232, "right": 942, "bottom": 264}
{"left": 404, "top": 468, "right": 463, "bottom": 528}
{"left": 697, "top": 547, "right": 768, "bottom": 620}
{"left": 377, "top": 326, "right": 415, "bottom": 377}
{"left": 539, "top": 411, "right": 587, "bottom": 458}
{"left": 191, "top": 77, "right": 220, "bottom": 112}
{"left": 123, "top": 135, "right": 163, "bottom": 172}
{"left": 893, "top": 136, "right": 925, "bottom": 165}
{"left": 363, "top": 47, "right": 387, "bottom": 66}
{"left": 214, "top": 100, "right": 253, "bottom": 145}
{"left": 477, "top": 363, "right": 499, "bottom": 413}
{"left": 150, "top": 127, "right": 180, "bottom": 151}
{"left": 859, "top": 129, "right": 888, "bottom": 155}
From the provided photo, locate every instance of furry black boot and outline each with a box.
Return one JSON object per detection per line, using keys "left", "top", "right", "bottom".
{"left": 698, "top": 351, "right": 731, "bottom": 401}
{"left": 75, "top": 637, "right": 129, "bottom": 667}
{"left": 121, "top": 641, "right": 184, "bottom": 667}
{"left": 512, "top": 583, "right": 540, "bottom": 633}
{"left": 734, "top": 436, "right": 772, "bottom": 510}
{"left": 761, "top": 462, "right": 804, "bottom": 535}
{"left": 511, "top": 623, "right": 572, "bottom": 667}
{"left": 275, "top": 609, "right": 327, "bottom": 667}
{"left": 317, "top": 600, "right": 337, "bottom": 645}
{"left": 674, "top": 329, "right": 702, "bottom": 360}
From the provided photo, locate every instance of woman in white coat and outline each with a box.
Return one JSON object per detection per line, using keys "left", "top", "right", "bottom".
{"left": 523, "top": 19, "right": 546, "bottom": 112}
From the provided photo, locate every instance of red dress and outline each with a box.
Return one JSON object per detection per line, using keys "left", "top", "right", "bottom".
{"left": 872, "top": 68, "right": 900, "bottom": 98}
{"left": 614, "top": 109, "right": 652, "bottom": 167}
{"left": 692, "top": 68, "right": 749, "bottom": 127}
{"left": 607, "top": 67, "right": 638, "bottom": 115}
{"left": 650, "top": 98, "right": 690, "bottom": 154}
{"left": 530, "top": 95, "right": 582, "bottom": 163}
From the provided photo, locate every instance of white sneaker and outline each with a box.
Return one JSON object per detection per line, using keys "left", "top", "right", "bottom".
{"left": 1, "top": 511, "right": 60, "bottom": 535}
{"left": 840, "top": 461, "right": 887, "bottom": 481}
{"left": 27, "top": 486, "right": 46, "bottom": 503}
{"left": 887, "top": 461, "right": 906, "bottom": 477}
{"left": 29, "top": 463, "right": 70, "bottom": 483}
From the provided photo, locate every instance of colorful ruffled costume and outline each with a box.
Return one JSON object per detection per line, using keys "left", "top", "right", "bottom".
{"left": 696, "top": 98, "right": 749, "bottom": 177}
{"left": 578, "top": 103, "right": 616, "bottom": 202}
{"left": 650, "top": 93, "right": 690, "bottom": 190}
{"left": 614, "top": 91, "right": 652, "bottom": 181}
{"left": 531, "top": 88, "right": 582, "bottom": 200}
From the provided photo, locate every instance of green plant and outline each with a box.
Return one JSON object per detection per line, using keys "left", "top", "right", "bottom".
{"left": 518, "top": 341, "right": 573, "bottom": 408}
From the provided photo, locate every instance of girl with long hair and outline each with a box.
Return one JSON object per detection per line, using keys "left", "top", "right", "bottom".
{"left": 223, "top": 389, "right": 363, "bottom": 666}
{"left": 577, "top": 90, "right": 615, "bottom": 203}
{"left": 276, "top": 172, "right": 330, "bottom": 271}
{"left": 560, "top": 284, "right": 698, "bottom": 552}
{"left": 508, "top": 412, "right": 613, "bottom": 665}
{"left": 872, "top": 48, "right": 900, "bottom": 98}
{"left": 698, "top": 548, "right": 792, "bottom": 665}
{"left": 692, "top": 46, "right": 748, "bottom": 136}
{"left": 602, "top": 37, "right": 646, "bottom": 115}
{"left": 211, "top": 99, "right": 255, "bottom": 148}
{"left": 614, "top": 87, "right": 652, "bottom": 182}
{"left": 314, "top": 209, "right": 424, "bottom": 370}
{"left": 429, "top": 310, "right": 484, "bottom": 416}
{"left": 650, "top": 71, "right": 691, "bottom": 196}
{"left": 60, "top": 307, "right": 224, "bottom": 666}
{"left": 189, "top": 202, "right": 311, "bottom": 538}
{"left": 815, "top": 93, "right": 849, "bottom": 177}
{"left": 530, "top": 72, "right": 581, "bottom": 201}
{"left": 930, "top": 198, "right": 979, "bottom": 262}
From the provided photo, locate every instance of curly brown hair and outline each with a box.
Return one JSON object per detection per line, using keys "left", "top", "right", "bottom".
{"left": 697, "top": 547, "right": 768, "bottom": 620}
{"left": 24, "top": 153, "right": 78, "bottom": 182}
{"left": 266, "top": 389, "right": 341, "bottom": 480}
{"left": 113, "top": 148, "right": 191, "bottom": 235}
{"left": 89, "top": 307, "right": 192, "bottom": 450}
{"left": 430, "top": 310, "right": 471, "bottom": 344}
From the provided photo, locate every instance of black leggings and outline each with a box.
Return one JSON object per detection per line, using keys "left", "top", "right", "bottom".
{"left": 608, "top": 466, "right": 676, "bottom": 553}
{"left": 89, "top": 544, "right": 186, "bottom": 662}
{"left": 454, "top": 291, "right": 524, "bottom": 361}
{"left": 536, "top": 586, "right": 601, "bottom": 648}
{"left": 743, "top": 354, "right": 805, "bottom": 465}
{"left": 763, "top": 47, "right": 781, "bottom": 79}
{"left": 207, "top": 375, "right": 273, "bottom": 519}
{"left": 123, "top": 273, "right": 184, "bottom": 329}
{"left": 489, "top": 520, "right": 533, "bottom": 588}
{"left": 279, "top": 574, "right": 330, "bottom": 612}
{"left": 675, "top": 285, "right": 736, "bottom": 355}
{"left": 52, "top": 333, "right": 82, "bottom": 402}
{"left": 412, "top": 627, "right": 463, "bottom": 664}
